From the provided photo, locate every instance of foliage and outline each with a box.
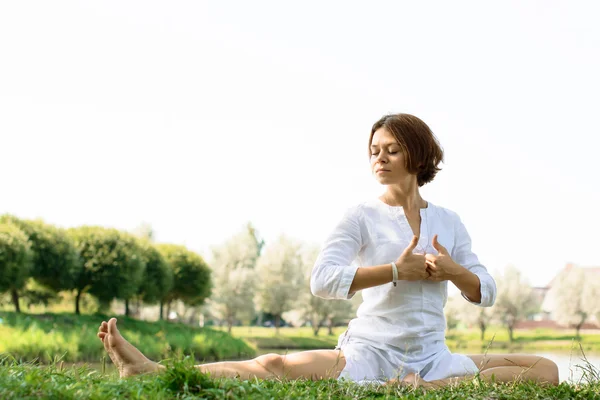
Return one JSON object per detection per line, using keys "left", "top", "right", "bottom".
{"left": 545, "top": 266, "right": 589, "bottom": 337}
{"left": 137, "top": 239, "right": 174, "bottom": 304}
{"left": 0, "top": 215, "right": 80, "bottom": 293}
{"left": 67, "top": 227, "right": 146, "bottom": 313}
{"left": 297, "top": 244, "right": 353, "bottom": 336}
{"left": 157, "top": 244, "right": 212, "bottom": 307}
{"left": 255, "top": 235, "right": 305, "bottom": 332}
{"left": 494, "top": 265, "right": 538, "bottom": 342}
{"left": 0, "top": 221, "right": 34, "bottom": 312}
{"left": 209, "top": 223, "right": 262, "bottom": 333}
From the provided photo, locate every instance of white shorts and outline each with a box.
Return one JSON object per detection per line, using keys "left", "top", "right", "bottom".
{"left": 337, "top": 339, "right": 479, "bottom": 384}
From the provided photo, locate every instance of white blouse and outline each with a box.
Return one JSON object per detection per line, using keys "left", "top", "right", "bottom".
{"left": 311, "top": 198, "right": 496, "bottom": 358}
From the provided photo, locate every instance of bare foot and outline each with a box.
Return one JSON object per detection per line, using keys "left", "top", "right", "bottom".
{"left": 97, "top": 317, "right": 164, "bottom": 378}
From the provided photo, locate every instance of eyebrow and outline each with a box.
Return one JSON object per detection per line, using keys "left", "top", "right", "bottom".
{"left": 370, "top": 142, "right": 399, "bottom": 149}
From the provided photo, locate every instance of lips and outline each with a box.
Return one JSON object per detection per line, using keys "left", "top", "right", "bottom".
{"left": 376, "top": 169, "right": 391, "bottom": 173}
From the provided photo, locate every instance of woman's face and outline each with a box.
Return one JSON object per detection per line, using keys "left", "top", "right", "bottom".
{"left": 370, "top": 127, "right": 411, "bottom": 185}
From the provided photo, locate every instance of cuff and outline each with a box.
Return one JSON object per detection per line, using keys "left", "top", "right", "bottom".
{"left": 337, "top": 264, "right": 360, "bottom": 299}
{"left": 461, "top": 272, "right": 494, "bottom": 307}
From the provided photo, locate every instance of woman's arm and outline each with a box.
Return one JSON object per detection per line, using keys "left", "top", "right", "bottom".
{"left": 312, "top": 206, "right": 429, "bottom": 299}
{"left": 451, "top": 215, "right": 496, "bottom": 307}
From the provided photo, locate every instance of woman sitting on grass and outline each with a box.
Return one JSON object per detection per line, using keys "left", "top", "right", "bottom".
{"left": 98, "top": 113, "right": 559, "bottom": 388}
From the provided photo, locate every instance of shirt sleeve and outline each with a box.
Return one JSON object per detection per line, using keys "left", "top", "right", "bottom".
{"left": 452, "top": 214, "right": 497, "bottom": 307}
{"left": 310, "top": 205, "right": 363, "bottom": 300}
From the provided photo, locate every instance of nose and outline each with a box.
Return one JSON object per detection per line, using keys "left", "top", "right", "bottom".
{"left": 374, "top": 152, "right": 388, "bottom": 164}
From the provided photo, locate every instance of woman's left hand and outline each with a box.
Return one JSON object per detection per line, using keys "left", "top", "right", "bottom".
{"left": 425, "top": 235, "right": 465, "bottom": 282}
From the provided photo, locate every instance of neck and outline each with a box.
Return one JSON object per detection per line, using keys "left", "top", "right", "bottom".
{"left": 381, "top": 182, "right": 425, "bottom": 212}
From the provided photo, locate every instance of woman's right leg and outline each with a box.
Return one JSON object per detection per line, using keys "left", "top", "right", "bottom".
{"left": 98, "top": 318, "right": 346, "bottom": 380}
{"left": 196, "top": 350, "right": 346, "bottom": 380}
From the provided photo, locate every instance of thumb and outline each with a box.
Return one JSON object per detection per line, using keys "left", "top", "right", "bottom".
{"left": 432, "top": 235, "right": 449, "bottom": 255}
{"left": 403, "top": 235, "right": 419, "bottom": 255}
{"left": 108, "top": 317, "right": 120, "bottom": 335}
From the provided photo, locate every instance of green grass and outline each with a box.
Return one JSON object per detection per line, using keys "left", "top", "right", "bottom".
{"left": 0, "top": 312, "right": 255, "bottom": 363}
{"left": 214, "top": 325, "right": 600, "bottom": 352}
{"left": 0, "top": 356, "right": 599, "bottom": 399}
{"left": 214, "top": 326, "right": 342, "bottom": 350}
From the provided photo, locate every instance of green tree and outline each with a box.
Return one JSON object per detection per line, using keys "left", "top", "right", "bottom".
{"left": 0, "top": 222, "right": 33, "bottom": 312}
{"left": 157, "top": 244, "right": 212, "bottom": 319}
{"left": 210, "top": 223, "right": 262, "bottom": 334}
{"left": 298, "top": 244, "right": 353, "bottom": 336}
{"left": 0, "top": 215, "right": 80, "bottom": 294}
{"left": 494, "top": 265, "right": 537, "bottom": 342}
{"left": 137, "top": 239, "right": 174, "bottom": 307}
{"left": 67, "top": 227, "right": 146, "bottom": 315}
{"left": 255, "top": 235, "right": 304, "bottom": 334}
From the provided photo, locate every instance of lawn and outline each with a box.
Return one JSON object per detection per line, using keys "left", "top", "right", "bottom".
{"left": 1, "top": 356, "right": 599, "bottom": 400}
{"left": 0, "top": 312, "right": 254, "bottom": 363}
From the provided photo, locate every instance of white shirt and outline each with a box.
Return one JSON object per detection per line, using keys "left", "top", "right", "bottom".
{"left": 311, "top": 198, "right": 496, "bottom": 359}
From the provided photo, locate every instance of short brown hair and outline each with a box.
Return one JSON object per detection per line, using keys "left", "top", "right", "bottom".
{"left": 369, "top": 113, "right": 444, "bottom": 187}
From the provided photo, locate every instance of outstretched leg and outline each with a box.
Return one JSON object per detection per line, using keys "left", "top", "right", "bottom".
{"left": 398, "top": 353, "right": 559, "bottom": 389}
{"left": 467, "top": 354, "right": 559, "bottom": 385}
{"left": 98, "top": 318, "right": 346, "bottom": 380}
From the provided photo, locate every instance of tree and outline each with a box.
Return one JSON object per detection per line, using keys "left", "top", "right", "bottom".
{"left": 582, "top": 278, "right": 600, "bottom": 328}
{"left": 444, "top": 294, "right": 462, "bottom": 332}
{"left": 545, "top": 266, "right": 589, "bottom": 338}
{"left": 255, "top": 235, "right": 304, "bottom": 334}
{"left": 157, "top": 244, "right": 212, "bottom": 317}
{"left": 136, "top": 239, "right": 173, "bottom": 310}
{"left": 0, "top": 222, "right": 33, "bottom": 312}
{"left": 209, "top": 223, "right": 262, "bottom": 334}
{"left": 456, "top": 297, "right": 495, "bottom": 341}
{"left": 297, "top": 244, "right": 353, "bottom": 336}
{"left": 67, "top": 227, "right": 146, "bottom": 315}
{"left": 493, "top": 265, "right": 537, "bottom": 342}
{"left": 0, "top": 215, "right": 81, "bottom": 294}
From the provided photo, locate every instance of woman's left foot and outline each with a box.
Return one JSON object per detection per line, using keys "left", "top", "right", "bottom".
{"left": 97, "top": 317, "right": 164, "bottom": 378}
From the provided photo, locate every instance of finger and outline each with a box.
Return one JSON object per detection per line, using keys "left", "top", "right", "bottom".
{"left": 425, "top": 253, "right": 436, "bottom": 262}
{"left": 432, "top": 234, "right": 449, "bottom": 255}
{"left": 426, "top": 260, "right": 437, "bottom": 270}
{"left": 403, "top": 235, "right": 419, "bottom": 254}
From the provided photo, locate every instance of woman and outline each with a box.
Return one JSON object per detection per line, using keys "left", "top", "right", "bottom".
{"left": 97, "top": 113, "right": 559, "bottom": 388}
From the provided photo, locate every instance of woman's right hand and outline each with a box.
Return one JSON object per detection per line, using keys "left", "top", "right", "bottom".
{"left": 394, "top": 236, "right": 429, "bottom": 281}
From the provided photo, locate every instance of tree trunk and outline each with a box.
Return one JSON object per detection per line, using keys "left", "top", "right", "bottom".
{"left": 159, "top": 300, "right": 164, "bottom": 320}
{"left": 125, "top": 299, "right": 130, "bottom": 316}
{"left": 312, "top": 320, "right": 321, "bottom": 336}
{"left": 327, "top": 317, "right": 334, "bottom": 336}
{"left": 479, "top": 322, "right": 486, "bottom": 341}
{"left": 227, "top": 316, "right": 234, "bottom": 335}
{"left": 166, "top": 301, "right": 172, "bottom": 321}
{"left": 275, "top": 314, "right": 281, "bottom": 335}
{"left": 75, "top": 289, "right": 82, "bottom": 315}
{"left": 11, "top": 289, "right": 20, "bottom": 313}
{"left": 508, "top": 325, "right": 514, "bottom": 343}
{"left": 576, "top": 320, "right": 584, "bottom": 339}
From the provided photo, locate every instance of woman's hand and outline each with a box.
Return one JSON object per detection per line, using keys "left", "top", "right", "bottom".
{"left": 425, "top": 235, "right": 465, "bottom": 282}
{"left": 395, "top": 236, "right": 429, "bottom": 281}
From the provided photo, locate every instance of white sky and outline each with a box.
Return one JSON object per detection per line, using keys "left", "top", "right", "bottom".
{"left": 1, "top": 1, "right": 599, "bottom": 288}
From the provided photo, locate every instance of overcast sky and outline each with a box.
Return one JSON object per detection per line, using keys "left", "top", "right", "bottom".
{"left": 1, "top": 1, "right": 599, "bottom": 287}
